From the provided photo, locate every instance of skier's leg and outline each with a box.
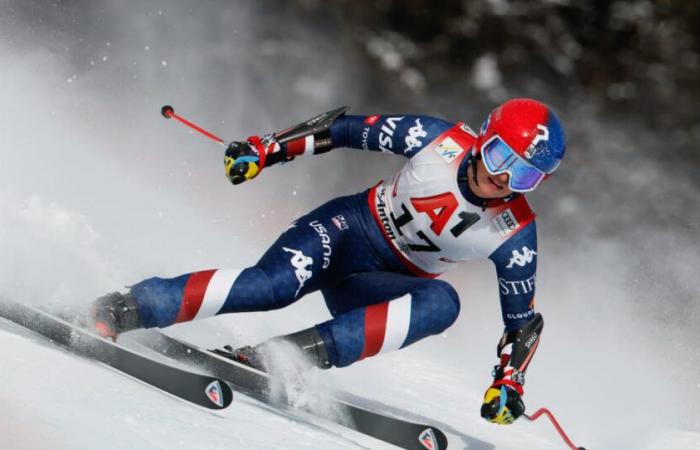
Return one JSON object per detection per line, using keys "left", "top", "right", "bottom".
{"left": 225, "top": 272, "right": 461, "bottom": 370}
{"left": 94, "top": 195, "right": 380, "bottom": 337}
{"left": 123, "top": 226, "right": 332, "bottom": 329}
{"left": 315, "top": 272, "right": 461, "bottom": 367}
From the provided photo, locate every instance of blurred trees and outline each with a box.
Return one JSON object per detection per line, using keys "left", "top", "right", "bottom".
{"left": 327, "top": 0, "right": 700, "bottom": 127}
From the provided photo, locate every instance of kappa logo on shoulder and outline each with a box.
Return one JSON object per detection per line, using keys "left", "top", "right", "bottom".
{"left": 404, "top": 118, "right": 427, "bottom": 154}
{"left": 433, "top": 137, "right": 464, "bottom": 163}
{"left": 506, "top": 246, "right": 537, "bottom": 268}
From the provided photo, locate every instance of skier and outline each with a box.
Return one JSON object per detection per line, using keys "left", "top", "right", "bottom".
{"left": 92, "top": 98, "right": 565, "bottom": 425}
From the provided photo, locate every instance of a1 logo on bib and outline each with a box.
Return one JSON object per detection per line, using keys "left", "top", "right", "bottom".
{"left": 433, "top": 137, "right": 464, "bottom": 163}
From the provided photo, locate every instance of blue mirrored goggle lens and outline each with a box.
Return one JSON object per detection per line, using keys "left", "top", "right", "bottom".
{"left": 482, "top": 138, "right": 545, "bottom": 192}
{"left": 507, "top": 163, "right": 545, "bottom": 191}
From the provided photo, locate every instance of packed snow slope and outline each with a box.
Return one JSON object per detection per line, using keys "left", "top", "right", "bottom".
{"left": 1, "top": 1, "right": 699, "bottom": 449}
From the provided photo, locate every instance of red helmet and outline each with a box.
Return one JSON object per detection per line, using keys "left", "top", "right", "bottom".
{"left": 474, "top": 99, "right": 566, "bottom": 192}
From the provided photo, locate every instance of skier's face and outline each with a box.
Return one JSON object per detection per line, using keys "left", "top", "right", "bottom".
{"left": 468, "top": 156, "right": 514, "bottom": 199}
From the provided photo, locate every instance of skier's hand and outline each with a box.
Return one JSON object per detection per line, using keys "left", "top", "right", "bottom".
{"left": 481, "top": 381, "right": 525, "bottom": 425}
{"left": 224, "top": 139, "right": 263, "bottom": 185}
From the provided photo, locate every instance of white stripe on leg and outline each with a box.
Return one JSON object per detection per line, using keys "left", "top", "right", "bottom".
{"left": 380, "top": 294, "right": 412, "bottom": 353}
{"left": 194, "top": 269, "right": 241, "bottom": 319}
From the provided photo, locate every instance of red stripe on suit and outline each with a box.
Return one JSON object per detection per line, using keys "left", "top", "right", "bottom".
{"left": 359, "top": 301, "right": 389, "bottom": 359}
{"left": 174, "top": 270, "right": 217, "bottom": 323}
{"left": 286, "top": 138, "right": 307, "bottom": 156}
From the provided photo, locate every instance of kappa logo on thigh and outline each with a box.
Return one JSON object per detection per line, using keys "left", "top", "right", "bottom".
{"left": 283, "top": 247, "right": 313, "bottom": 296}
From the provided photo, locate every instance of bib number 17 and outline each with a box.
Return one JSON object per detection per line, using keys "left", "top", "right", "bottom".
{"left": 390, "top": 192, "right": 480, "bottom": 252}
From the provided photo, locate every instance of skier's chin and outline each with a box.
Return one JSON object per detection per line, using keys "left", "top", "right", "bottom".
{"left": 480, "top": 189, "right": 510, "bottom": 199}
{"left": 475, "top": 177, "right": 512, "bottom": 199}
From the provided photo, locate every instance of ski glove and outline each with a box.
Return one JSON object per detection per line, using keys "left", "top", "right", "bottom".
{"left": 480, "top": 348, "right": 528, "bottom": 425}
{"left": 482, "top": 313, "right": 543, "bottom": 425}
{"left": 481, "top": 379, "right": 525, "bottom": 425}
{"left": 224, "top": 136, "right": 268, "bottom": 185}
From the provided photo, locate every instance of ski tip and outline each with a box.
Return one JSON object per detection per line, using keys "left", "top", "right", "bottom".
{"left": 161, "top": 105, "right": 174, "bottom": 119}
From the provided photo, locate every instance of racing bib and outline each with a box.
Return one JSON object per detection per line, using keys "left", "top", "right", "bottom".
{"left": 368, "top": 123, "right": 535, "bottom": 276}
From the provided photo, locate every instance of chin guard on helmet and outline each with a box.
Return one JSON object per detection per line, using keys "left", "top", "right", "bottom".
{"left": 263, "top": 106, "right": 349, "bottom": 165}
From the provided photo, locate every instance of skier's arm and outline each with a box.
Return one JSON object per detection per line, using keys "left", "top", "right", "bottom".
{"left": 224, "top": 107, "right": 454, "bottom": 185}
{"left": 481, "top": 221, "right": 542, "bottom": 424}
{"left": 490, "top": 221, "right": 538, "bottom": 332}
{"left": 329, "top": 114, "right": 453, "bottom": 157}
{"left": 225, "top": 107, "right": 350, "bottom": 185}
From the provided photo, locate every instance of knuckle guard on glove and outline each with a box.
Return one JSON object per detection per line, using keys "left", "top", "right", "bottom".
{"left": 224, "top": 141, "right": 261, "bottom": 185}
{"left": 481, "top": 385, "right": 525, "bottom": 425}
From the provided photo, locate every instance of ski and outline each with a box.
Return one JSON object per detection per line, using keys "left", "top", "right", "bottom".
{"left": 0, "top": 299, "right": 233, "bottom": 410}
{"left": 133, "top": 330, "right": 449, "bottom": 450}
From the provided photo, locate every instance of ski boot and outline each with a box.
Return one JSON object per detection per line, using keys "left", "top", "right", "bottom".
{"left": 91, "top": 291, "right": 143, "bottom": 341}
{"left": 211, "top": 327, "right": 332, "bottom": 372}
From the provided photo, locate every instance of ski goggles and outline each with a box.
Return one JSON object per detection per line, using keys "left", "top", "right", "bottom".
{"left": 481, "top": 136, "right": 546, "bottom": 192}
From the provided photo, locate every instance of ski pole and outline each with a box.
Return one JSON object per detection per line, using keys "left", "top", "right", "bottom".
{"left": 524, "top": 407, "right": 586, "bottom": 450}
{"left": 161, "top": 105, "right": 226, "bottom": 147}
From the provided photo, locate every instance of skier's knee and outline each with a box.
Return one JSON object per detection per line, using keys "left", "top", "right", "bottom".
{"left": 434, "top": 280, "right": 461, "bottom": 326}
{"left": 414, "top": 280, "right": 461, "bottom": 332}
{"left": 222, "top": 265, "right": 296, "bottom": 312}
{"left": 220, "top": 266, "right": 278, "bottom": 312}
{"left": 257, "top": 264, "right": 303, "bottom": 309}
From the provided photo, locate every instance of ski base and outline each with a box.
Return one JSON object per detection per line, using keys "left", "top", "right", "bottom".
{"left": 0, "top": 299, "right": 233, "bottom": 410}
